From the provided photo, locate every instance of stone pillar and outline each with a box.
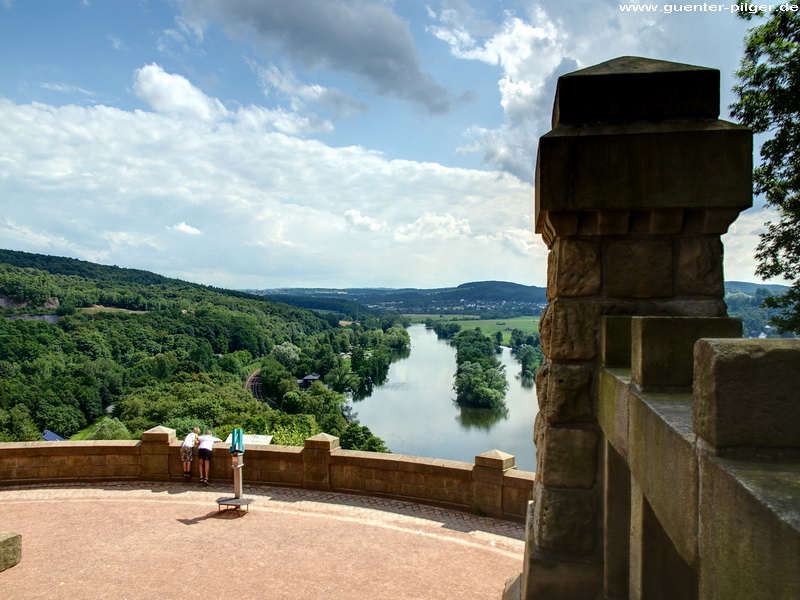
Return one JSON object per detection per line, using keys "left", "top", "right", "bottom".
{"left": 522, "top": 56, "right": 752, "bottom": 599}
{"left": 140, "top": 426, "right": 175, "bottom": 481}
{"left": 473, "top": 449, "right": 516, "bottom": 518}
{"left": 302, "top": 433, "right": 339, "bottom": 490}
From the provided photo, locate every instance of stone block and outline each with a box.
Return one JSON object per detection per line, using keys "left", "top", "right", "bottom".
{"left": 473, "top": 480, "right": 503, "bottom": 515}
{"left": 302, "top": 448, "right": 331, "bottom": 465}
{"left": 503, "top": 472, "right": 536, "bottom": 518}
{"left": 140, "top": 426, "right": 175, "bottom": 443}
{"left": 601, "top": 315, "right": 632, "bottom": 367}
{"left": 540, "top": 299, "right": 636, "bottom": 361}
{"left": 604, "top": 238, "right": 673, "bottom": 298}
{"left": 698, "top": 456, "right": 800, "bottom": 600}
{"left": 140, "top": 454, "right": 169, "bottom": 479}
{"left": 0, "top": 532, "right": 21, "bottom": 572}
{"left": 628, "top": 392, "right": 698, "bottom": 566}
{"left": 537, "top": 426, "right": 598, "bottom": 489}
{"left": 641, "top": 298, "right": 728, "bottom": 318}
{"left": 397, "top": 455, "right": 438, "bottom": 474}
{"left": 304, "top": 433, "right": 340, "bottom": 451}
{"left": 538, "top": 207, "right": 581, "bottom": 244}
{"left": 552, "top": 57, "right": 720, "bottom": 126}
{"left": 597, "top": 368, "right": 631, "bottom": 457}
{"left": 139, "top": 441, "right": 170, "bottom": 455}
{"left": 521, "top": 555, "right": 604, "bottom": 600}
{"left": 676, "top": 236, "right": 724, "bottom": 297}
{"left": 533, "top": 486, "right": 597, "bottom": 556}
{"left": 535, "top": 121, "right": 752, "bottom": 235}
{"left": 547, "top": 238, "right": 601, "bottom": 300}
{"left": 475, "top": 449, "right": 516, "bottom": 470}
{"left": 603, "top": 441, "right": 631, "bottom": 599}
{"left": 472, "top": 465, "right": 505, "bottom": 485}
{"left": 303, "top": 462, "right": 331, "bottom": 488}
{"left": 632, "top": 316, "right": 741, "bottom": 391}
{"left": 693, "top": 338, "right": 800, "bottom": 450}
{"left": 684, "top": 207, "right": 747, "bottom": 235}
{"left": 536, "top": 362, "right": 593, "bottom": 424}
{"left": 648, "top": 208, "right": 684, "bottom": 234}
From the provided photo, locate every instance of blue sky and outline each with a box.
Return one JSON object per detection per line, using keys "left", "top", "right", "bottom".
{"left": 0, "top": 0, "right": 781, "bottom": 288}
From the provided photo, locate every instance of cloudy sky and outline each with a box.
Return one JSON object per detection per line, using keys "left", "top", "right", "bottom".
{"left": 0, "top": 0, "right": 782, "bottom": 289}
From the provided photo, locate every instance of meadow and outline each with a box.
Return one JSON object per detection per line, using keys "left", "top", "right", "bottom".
{"left": 406, "top": 315, "right": 539, "bottom": 344}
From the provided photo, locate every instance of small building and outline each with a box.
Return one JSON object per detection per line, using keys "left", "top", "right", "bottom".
{"left": 41, "top": 430, "right": 64, "bottom": 442}
{"left": 296, "top": 373, "right": 321, "bottom": 390}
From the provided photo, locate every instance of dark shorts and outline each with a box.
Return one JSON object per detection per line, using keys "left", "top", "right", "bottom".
{"left": 198, "top": 448, "right": 212, "bottom": 461}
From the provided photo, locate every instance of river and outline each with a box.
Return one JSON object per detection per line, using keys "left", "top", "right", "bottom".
{"left": 352, "top": 323, "right": 539, "bottom": 472}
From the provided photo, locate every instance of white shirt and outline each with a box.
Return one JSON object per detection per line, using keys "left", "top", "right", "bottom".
{"left": 198, "top": 434, "right": 221, "bottom": 451}
{"left": 181, "top": 432, "right": 197, "bottom": 448}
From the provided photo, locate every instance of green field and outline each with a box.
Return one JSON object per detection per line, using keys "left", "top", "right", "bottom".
{"left": 407, "top": 315, "right": 539, "bottom": 344}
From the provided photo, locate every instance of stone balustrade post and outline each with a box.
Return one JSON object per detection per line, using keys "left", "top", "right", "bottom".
{"left": 140, "top": 426, "right": 175, "bottom": 481}
{"left": 516, "top": 56, "right": 753, "bottom": 600}
{"left": 302, "top": 433, "right": 339, "bottom": 490}
{"left": 472, "top": 449, "right": 516, "bottom": 518}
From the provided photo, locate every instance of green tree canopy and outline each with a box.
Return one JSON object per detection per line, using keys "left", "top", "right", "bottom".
{"left": 731, "top": 8, "right": 800, "bottom": 333}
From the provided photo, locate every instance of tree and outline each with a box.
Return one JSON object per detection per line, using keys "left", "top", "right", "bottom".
{"left": 731, "top": 8, "right": 800, "bottom": 333}
{"left": 88, "top": 417, "right": 131, "bottom": 440}
{"left": 272, "top": 342, "right": 301, "bottom": 370}
{"left": 339, "top": 422, "right": 390, "bottom": 453}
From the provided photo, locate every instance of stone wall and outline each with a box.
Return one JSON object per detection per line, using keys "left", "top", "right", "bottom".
{"left": 0, "top": 430, "right": 534, "bottom": 521}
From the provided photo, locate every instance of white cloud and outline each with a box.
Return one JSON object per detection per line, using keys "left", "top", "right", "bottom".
{"left": 427, "top": 2, "right": 752, "bottom": 182}
{"left": 40, "top": 83, "right": 95, "bottom": 96}
{"left": 249, "top": 60, "right": 367, "bottom": 119}
{"left": 722, "top": 204, "right": 790, "bottom": 285}
{"left": 394, "top": 212, "right": 472, "bottom": 242}
{"left": 168, "top": 222, "right": 202, "bottom": 235}
{"left": 108, "top": 35, "right": 126, "bottom": 51}
{"left": 344, "top": 209, "right": 387, "bottom": 232}
{"left": 133, "top": 64, "right": 226, "bottom": 121}
{"left": 0, "top": 83, "right": 540, "bottom": 288}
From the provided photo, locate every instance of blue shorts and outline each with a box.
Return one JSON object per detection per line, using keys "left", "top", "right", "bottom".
{"left": 198, "top": 448, "right": 212, "bottom": 461}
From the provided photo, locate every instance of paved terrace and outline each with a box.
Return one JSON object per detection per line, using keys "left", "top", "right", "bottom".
{"left": 0, "top": 481, "right": 525, "bottom": 600}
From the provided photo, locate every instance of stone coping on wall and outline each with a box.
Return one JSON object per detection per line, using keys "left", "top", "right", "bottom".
{"left": 0, "top": 435, "right": 535, "bottom": 522}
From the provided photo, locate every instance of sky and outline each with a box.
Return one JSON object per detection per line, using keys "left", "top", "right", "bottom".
{"left": 0, "top": 0, "right": 785, "bottom": 289}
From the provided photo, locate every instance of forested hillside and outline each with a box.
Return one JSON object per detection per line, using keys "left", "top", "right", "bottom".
{"left": 0, "top": 250, "right": 407, "bottom": 451}
{"left": 253, "top": 280, "right": 548, "bottom": 317}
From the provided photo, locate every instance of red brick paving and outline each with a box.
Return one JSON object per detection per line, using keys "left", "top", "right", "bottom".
{"left": 0, "top": 482, "right": 524, "bottom": 599}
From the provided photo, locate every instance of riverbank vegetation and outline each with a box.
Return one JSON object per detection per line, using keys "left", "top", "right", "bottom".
{"left": 450, "top": 328, "right": 508, "bottom": 410}
{"left": 0, "top": 250, "right": 404, "bottom": 452}
{"left": 425, "top": 316, "right": 542, "bottom": 379}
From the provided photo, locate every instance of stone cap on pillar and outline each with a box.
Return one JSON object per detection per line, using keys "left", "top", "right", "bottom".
{"left": 141, "top": 426, "right": 175, "bottom": 443}
{"left": 475, "top": 449, "right": 516, "bottom": 470}
{"left": 535, "top": 56, "right": 752, "bottom": 245}
{"left": 552, "top": 56, "right": 719, "bottom": 126}
{"left": 304, "top": 433, "right": 341, "bottom": 451}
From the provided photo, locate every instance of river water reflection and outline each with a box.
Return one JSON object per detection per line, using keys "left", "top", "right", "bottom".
{"left": 353, "top": 323, "right": 538, "bottom": 472}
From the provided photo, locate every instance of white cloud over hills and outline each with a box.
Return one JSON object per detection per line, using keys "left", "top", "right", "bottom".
{"left": 0, "top": 0, "right": 785, "bottom": 289}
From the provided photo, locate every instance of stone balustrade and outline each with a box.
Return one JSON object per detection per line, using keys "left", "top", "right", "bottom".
{"left": 598, "top": 317, "right": 800, "bottom": 600}
{"left": 0, "top": 431, "right": 534, "bottom": 521}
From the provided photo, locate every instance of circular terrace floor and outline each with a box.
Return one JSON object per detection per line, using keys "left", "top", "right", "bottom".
{"left": 0, "top": 481, "right": 524, "bottom": 600}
